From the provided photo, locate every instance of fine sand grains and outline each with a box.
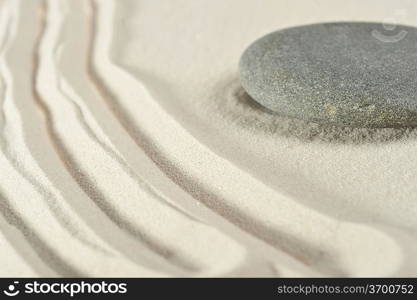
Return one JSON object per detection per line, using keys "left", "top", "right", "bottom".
{"left": 0, "top": 0, "right": 416, "bottom": 277}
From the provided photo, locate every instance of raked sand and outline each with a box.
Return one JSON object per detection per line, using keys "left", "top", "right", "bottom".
{"left": 0, "top": 0, "right": 416, "bottom": 277}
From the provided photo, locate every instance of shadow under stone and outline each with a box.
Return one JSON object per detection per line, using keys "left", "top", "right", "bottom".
{"left": 216, "top": 77, "right": 417, "bottom": 145}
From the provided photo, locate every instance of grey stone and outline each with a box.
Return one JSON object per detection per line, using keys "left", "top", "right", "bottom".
{"left": 239, "top": 22, "right": 417, "bottom": 127}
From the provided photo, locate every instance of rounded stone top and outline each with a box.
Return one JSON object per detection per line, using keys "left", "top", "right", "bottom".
{"left": 239, "top": 22, "right": 417, "bottom": 127}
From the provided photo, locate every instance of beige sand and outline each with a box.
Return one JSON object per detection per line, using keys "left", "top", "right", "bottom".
{"left": 0, "top": 0, "right": 416, "bottom": 277}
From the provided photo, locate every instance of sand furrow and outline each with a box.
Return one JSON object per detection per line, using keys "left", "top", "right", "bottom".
{"left": 0, "top": 0, "right": 109, "bottom": 254}
{"left": 88, "top": 0, "right": 321, "bottom": 277}
{"left": 32, "top": 0, "right": 246, "bottom": 276}
{"left": 0, "top": 0, "right": 170, "bottom": 277}
{"left": 0, "top": 209, "right": 53, "bottom": 277}
{"left": 0, "top": 0, "right": 415, "bottom": 277}
{"left": 88, "top": 0, "right": 414, "bottom": 276}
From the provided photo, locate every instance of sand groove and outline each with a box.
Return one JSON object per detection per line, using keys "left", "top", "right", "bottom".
{"left": 0, "top": 0, "right": 415, "bottom": 277}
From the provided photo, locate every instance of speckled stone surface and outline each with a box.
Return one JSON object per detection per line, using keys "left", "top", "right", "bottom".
{"left": 239, "top": 22, "right": 417, "bottom": 127}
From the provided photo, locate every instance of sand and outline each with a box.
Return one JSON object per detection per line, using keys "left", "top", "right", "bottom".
{"left": 0, "top": 0, "right": 416, "bottom": 277}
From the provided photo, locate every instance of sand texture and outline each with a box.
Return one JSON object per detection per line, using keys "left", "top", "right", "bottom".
{"left": 0, "top": 0, "right": 416, "bottom": 277}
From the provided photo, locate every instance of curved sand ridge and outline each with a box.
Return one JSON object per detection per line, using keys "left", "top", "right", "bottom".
{"left": 0, "top": 0, "right": 416, "bottom": 277}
